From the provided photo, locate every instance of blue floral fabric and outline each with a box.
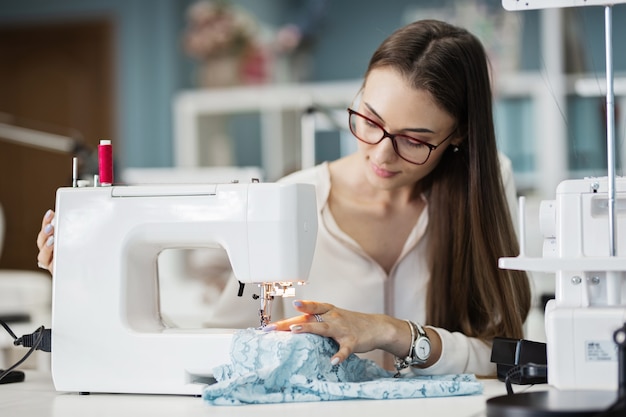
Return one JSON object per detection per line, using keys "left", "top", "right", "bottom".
{"left": 202, "top": 328, "right": 483, "bottom": 405}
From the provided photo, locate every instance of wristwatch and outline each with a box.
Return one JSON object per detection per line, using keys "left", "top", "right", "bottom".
{"left": 394, "top": 320, "right": 431, "bottom": 376}
{"left": 411, "top": 321, "right": 431, "bottom": 363}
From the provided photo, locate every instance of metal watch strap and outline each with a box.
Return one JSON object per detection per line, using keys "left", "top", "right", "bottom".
{"left": 393, "top": 320, "right": 430, "bottom": 377}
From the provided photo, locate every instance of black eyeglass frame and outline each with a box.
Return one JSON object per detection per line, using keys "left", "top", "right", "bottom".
{"left": 347, "top": 108, "right": 456, "bottom": 165}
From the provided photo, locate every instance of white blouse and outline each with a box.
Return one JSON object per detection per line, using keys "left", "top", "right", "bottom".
{"left": 203, "top": 153, "right": 520, "bottom": 377}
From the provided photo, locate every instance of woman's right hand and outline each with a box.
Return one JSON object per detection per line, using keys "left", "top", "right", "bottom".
{"left": 36, "top": 209, "right": 55, "bottom": 274}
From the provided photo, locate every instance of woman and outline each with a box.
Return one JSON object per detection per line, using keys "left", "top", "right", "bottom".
{"left": 268, "top": 19, "right": 531, "bottom": 376}
{"left": 37, "top": 19, "right": 530, "bottom": 377}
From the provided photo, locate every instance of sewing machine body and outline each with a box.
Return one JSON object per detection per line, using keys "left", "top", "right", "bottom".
{"left": 500, "top": 176, "right": 626, "bottom": 391}
{"left": 50, "top": 182, "right": 317, "bottom": 395}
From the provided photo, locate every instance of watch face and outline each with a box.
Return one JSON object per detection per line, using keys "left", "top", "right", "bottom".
{"left": 415, "top": 337, "right": 431, "bottom": 361}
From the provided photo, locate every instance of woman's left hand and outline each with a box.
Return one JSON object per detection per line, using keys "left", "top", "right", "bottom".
{"left": 264, "top": 299, "right": 410, "bottom": 365}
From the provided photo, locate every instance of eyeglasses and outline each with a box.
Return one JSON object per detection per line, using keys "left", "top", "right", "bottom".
{"left": 347, "top": 108, "right": 456, "bottom": 165}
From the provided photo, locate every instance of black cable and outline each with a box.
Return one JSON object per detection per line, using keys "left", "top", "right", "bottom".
{"left": 0, "top": 319, "right": 18, "bottom": 340}
{"left": 503, "top": 360, "right": 625, "bottom": 416}
{"left": 504, "top": 365, "right": 521, "bottom": 395}
{"left": 0, "top": 325, "right": 44, "bottom": 383}
{"left": 504, "top": 363, "right": 548, "bottom": 395}
{"left": 0, "top": 319, "right": 50, "bottom": 384}
{"left": 594, "top": 324, "right": 626, "bottom": 415}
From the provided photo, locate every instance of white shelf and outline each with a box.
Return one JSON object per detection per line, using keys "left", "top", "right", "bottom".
{"left": 171, "top": 8, "right": 625, "bottom": 190}
{"left": 173, "top": 80, "right": 361, "bottom": 181}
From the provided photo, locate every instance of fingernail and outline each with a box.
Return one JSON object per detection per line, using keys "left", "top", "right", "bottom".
{"left": 262, "top": 324, "right": 277, "bottom": 332}
{"left": 289, "top": 324, "right": 302, "bottom": 332}
{"left": 331, "top": 357, "right": 340, "bottom": 366}
{"left": 45, "top": 209, "right": 53, "bottom": 219}
{"left": 44, "top": 224, "right": 53, "bottom": 234}
{"left": 293, "top": 300, "right": 303, "bottom": 308}
{"left": 46, "top": 236, "right": 54, "bottom": 247}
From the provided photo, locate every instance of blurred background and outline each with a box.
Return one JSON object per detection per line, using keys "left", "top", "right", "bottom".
{"left": 1, "top": 0, "right": 626, "bottom": 369}
{"left": 0, "top": 0, "right": 625, "bottom": 283}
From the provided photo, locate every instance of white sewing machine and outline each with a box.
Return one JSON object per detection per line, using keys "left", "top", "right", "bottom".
{"left": 498, "top": 0, "right": 626, "bottom": 397}
{"left": 50, "top": 181, "right": 317, "bottom": 395}
{"left": 500, "top": 176, "right": 626, "bottom": 391}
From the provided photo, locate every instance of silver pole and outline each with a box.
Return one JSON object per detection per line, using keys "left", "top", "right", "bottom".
{"left": 604, "top": 6, "right": 621, "bottom": 306}
{"left": 605, "top": 5, "right": 617, "bottom": 257}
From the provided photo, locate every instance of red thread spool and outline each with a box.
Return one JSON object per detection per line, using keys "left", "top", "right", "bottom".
{"left": 98, "top": 140, "right": 113, "bottom": 185}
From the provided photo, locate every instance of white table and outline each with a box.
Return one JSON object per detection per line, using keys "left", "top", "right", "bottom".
{"left": 0, "top": 371, "right": 538, "bottom": 417}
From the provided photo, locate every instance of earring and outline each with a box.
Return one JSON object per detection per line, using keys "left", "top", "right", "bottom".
{"left": 452, "top": 145, "right": 460, "bottom": 153}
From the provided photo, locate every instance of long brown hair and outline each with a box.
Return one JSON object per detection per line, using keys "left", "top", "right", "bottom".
{"left": 365, "top": 20, "right": 531, "bottom": 340}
